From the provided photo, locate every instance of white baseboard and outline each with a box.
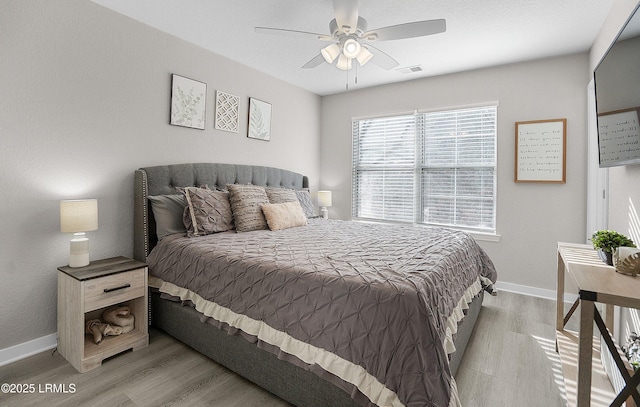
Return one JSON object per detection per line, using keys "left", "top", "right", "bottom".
{"left": 0, "top": 281, "right": 575, "bottom": 368}
{"left": 0, "top": 333, "right": 57, "bottom": 367}
{"left": 495, "top": 281, "right": 578, "bottom": 303}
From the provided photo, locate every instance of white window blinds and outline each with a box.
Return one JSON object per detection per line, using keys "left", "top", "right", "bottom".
{"left": 352, "top": 115, "right": 416, "bottom": 222}
{"left": 352, "top": 105, "right": 497, "bottom": 233}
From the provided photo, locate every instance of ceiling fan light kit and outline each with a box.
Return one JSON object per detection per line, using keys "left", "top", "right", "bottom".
{"left": 356, "top": 46, "right": 373, "bottom": 66}
{"left": 336, "top": 54, "right": 353, "bottom": 70}
{"left": 255, "top": 0, "right": 446, "bottom": 73}
{"left": 342, "top": 38, "right": 361, "bottom": 58}
{"left": 321, "top": 43, "right": 341, "bottom": 64}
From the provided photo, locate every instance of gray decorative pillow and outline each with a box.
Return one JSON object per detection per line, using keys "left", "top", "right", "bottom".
{"left": 295, "top": 189, "right": 316, "bottom": 218}
{"left": 182, "top": 187, "right": 234, "bottom": 237}
{"left": 261, "top": 201, "right": 307, "bottom": 231}
{"left": 266, "top": 187, "right": 298, "bottom": 204}
{"left": 148, "top": 194, "right": 187, "bottom": 240}
{"left": 227, "top": 184, "right": 269, "bottom": 232}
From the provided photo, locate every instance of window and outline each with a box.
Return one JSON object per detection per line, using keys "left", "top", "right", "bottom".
{"left": 352, "top": 105, "right": 497, "bottom": 233}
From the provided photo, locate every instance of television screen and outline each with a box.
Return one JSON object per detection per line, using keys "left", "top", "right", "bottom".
{"left": 594, "top": 6, "right": 640, "bottom": 167}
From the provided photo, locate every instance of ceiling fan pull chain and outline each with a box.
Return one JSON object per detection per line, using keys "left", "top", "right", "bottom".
{"left": 355, "top": 62, "right": 358, "bottom": 85}
{"left": 346, "top": 66, "right": 349, "bottom": 91}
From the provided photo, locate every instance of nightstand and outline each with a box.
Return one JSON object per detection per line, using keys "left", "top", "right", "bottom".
{"left": 57, "top": 256, "right": 149, "bottom": 372}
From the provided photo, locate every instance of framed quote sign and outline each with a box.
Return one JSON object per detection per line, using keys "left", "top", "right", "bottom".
{"left": 597, "top": 107, "right": 640, "bottom": 167}
{"left": 515, "top": 118, "right": 567, "bottom": 183}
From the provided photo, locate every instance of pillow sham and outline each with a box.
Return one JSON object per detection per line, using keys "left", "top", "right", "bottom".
{"left": 295, "top": 189, "right": 316, "bottom": 218}
{"left": 147, "top": 194, "right": 187, "bottom": 240}
{"left": 266, "top": 187, "right": 298, "bottom": 204}
{"left": 261, "top": 201, "right": 308, "bottom": 231}
{"left": 226, "top": 184, "right": 269, "bottom": 232}
{"left": 182, "top": 187, "right": 234, "bottom": 237}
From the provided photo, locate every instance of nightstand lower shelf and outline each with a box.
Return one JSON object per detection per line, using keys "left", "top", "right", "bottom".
{"left": 82, "top": 331, "right": 148, "bottom": 372}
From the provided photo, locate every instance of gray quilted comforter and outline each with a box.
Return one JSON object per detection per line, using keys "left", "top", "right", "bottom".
{"left": 148, "top": 218, "right": 497, "bottom": 407}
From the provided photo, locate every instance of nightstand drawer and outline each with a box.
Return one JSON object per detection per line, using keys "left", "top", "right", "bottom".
{"left": 84, "top": 268, "right": 146, "bottom": 311}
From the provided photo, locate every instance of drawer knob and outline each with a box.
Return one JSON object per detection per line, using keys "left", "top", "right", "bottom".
{"left": 103, "top": 284, "right": 131, "bottom": 293}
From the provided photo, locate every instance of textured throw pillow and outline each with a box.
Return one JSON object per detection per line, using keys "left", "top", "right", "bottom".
{"left": 148, "top": 194, "right": 187, "bottom": 239}
{"left": 266, "top": 187, "right": 298, "bottom": 204}
{"left": 295, "top": 189, "right": 316, "bottom": 218}
{"left": 182, "top": 187, "right": 234, "bottom": 237}
{"left": 227, "top": 184, "right": 269, "bottom": 232}
{"left": 261, "top": 201, "right": 308, "bottom": 231}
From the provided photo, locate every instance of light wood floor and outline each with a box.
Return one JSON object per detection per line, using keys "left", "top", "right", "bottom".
{"left": 0, "top": 291, "right": 571, "bottom": 406}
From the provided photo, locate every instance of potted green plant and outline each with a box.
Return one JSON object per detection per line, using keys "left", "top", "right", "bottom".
{"left": 591, "top": 230, "right": 636, "bottom": 265}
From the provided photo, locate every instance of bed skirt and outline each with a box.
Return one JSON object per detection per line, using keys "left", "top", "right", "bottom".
{"left": 150, "top": 289, "right": 484, "bottom": 406}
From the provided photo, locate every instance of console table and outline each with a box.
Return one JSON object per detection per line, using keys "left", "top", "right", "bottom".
{"left": 556, "top": 242, "right": 640, "bottom": 406}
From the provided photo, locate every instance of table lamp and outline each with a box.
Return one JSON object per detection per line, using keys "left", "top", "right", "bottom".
{"left": 317, "top": 191, "right": 332, "bottom": 219}
{"left": 60, "top": 199, "right": 98, "bottom": 267}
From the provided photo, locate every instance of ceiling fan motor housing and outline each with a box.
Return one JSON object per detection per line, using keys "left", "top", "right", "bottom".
{"left": 329, "top": 17, "right": 368, "bottom": 37}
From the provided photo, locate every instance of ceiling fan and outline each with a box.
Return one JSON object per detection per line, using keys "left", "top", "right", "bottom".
{"left": 255, "top": 0, "right": 446, "bottom": 71}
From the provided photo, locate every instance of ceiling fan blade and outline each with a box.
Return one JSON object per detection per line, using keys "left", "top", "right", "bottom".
{"left": 332, "top": 0, "right": 359, "bottom": 34}
{"left": 302, "top": 54, "right": 326, "bottom": 69}
{"left": 255, "top": 27, "right": 333, "bottom": 41}
{"left": 366, "top": 45, "right": 399, "bottom": 70}
{"left": 364, "top": 19, "right": 446, "bottom": 41}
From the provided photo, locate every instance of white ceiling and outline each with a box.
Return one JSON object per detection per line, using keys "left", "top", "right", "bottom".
{"left": 92, "top": 0, "right": 614, "bottom": 96}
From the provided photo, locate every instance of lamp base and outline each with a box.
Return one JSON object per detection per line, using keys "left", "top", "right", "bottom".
{"left": 69, "top": 233, "right": 90, "bottom": 268}
{"left": 320, "top": 207, "right": 329, "bottom": 219}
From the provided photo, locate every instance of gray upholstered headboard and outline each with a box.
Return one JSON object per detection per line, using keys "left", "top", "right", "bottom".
{"left": 134, "top": 163, "right": 309, "bottom": 262}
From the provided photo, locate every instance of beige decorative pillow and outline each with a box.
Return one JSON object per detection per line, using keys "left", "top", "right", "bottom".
{"left": 182, "top": 187, "right": 234, "bottom": 236}
{"left": 261, "top": 201, "right": 308, "bottom": 231}
{"left": 266, "top": 187, "right": 298, "bottom": 204}
{"left": 227, "top": 184, "right": 269, "bottom": 232}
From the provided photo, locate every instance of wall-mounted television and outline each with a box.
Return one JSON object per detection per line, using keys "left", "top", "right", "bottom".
{"left": 594, "top": 5, "right": 640, "bottom": 168}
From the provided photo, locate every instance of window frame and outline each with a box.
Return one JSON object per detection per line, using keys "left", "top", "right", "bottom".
{"left": 352, "top": 103, "right": 498, "bottom": 235}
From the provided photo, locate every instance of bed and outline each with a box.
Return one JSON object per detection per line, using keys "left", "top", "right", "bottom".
{"left": 133, "top": 163, "right": 497, "bottom": 407}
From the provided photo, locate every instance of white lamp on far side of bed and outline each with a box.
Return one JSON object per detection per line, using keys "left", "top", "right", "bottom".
{"left": 60, "top": 199, "right": 98, "bottom": 268}
{"left": 317, "top": 191, "right": 332, "bottom": 219}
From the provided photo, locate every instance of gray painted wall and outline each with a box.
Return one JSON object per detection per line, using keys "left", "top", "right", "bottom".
{"left": 0, "top": 0, "right": 320, "bottom": 349}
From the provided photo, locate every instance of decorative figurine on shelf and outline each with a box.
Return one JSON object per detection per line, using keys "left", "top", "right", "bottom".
{"left": 103, "top": 306, "right": 135, "bottom": 334}
{"left": 590, "top": 230, "right": 636, "bottom": 266}
{"left": 85, "top": 305, "right": 135, "bottom": 344}
{"left": 86, "top": 319, "right": 123, "bottom": 345}
{"left": 613, "top": 247, "right": 640, "bottom": 276}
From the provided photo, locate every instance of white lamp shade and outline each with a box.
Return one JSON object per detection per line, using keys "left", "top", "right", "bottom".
{"left": 317, "top": 191, "right": 333, "bottom": 207}
{"left": 356, "top": 46, "right": 373, "bottom": 66}
{"left": 342, "top": 38, "right": 362, "bottom": 58}
{"left": 336, "top": 54, "right": 352, "bottom": 70}
{"left": 321, "top": 43, "right": 341, "bottom": 64}
{"left": 60, "top": 199, "right": 98, "bottom": 233}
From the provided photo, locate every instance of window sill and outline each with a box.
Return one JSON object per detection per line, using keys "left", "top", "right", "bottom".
{"left": 351, "top": 218, "right": 502, "bottom": 243}
{"left": 468, "top": 231, "right": 501, "bottom": 243}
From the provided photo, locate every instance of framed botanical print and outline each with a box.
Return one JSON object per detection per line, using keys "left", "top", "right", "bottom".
{"left": 248, "top": 98, "right": 271, "bottom": 141}
{"left": 170, "top": 74, "right": 206, "bottom": 130}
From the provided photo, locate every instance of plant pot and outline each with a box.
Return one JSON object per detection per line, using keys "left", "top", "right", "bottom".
{"left": 597, "top": 248, "right": 614, "bottom": 266}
